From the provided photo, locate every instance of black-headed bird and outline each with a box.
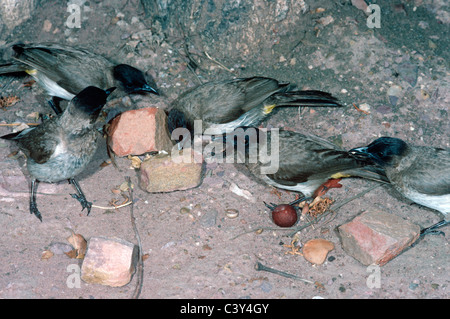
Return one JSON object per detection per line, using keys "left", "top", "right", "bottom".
{"left": 349, "top": 137, "right": 450, "bottom": 235}
{"left": 1, "top": 86, "right": 115, "bottom": 221}
{"left": 0, "top": 43, "right": 158, "bottom": 114}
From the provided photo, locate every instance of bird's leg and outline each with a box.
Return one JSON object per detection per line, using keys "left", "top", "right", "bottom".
{"left": 48, "top": 97, "right": 63, "bottom": 115}
{"left": 30, "top": 179, "right": 42, "bottom": 221}
{"left": 69, "top": 178, "right": 92, "bottom": 215}
{"left": 420, "top": 220, "right": 449, "bottom": 237}
{"left": 288, "top": 196, "right": 311, "bottom": 207}
{"left": 264, "top": 196, "right": 311, "bottom": 211}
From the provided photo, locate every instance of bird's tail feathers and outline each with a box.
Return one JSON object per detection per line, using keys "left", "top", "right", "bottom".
{"left": 269, "top": 90, "right": 342, "bottom": 108}
{"left": 0, "top": 62, "right": 24, "bottom": 74}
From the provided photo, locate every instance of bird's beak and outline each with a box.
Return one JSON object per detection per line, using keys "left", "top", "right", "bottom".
{"left": 134, "top": 84, "right": 159, "bottom": 95}
{"left": 349, "top": 146, "right": 371, "bottom": 160}
{"left": 105, "top": 87, "right": 117, "bottom": 96}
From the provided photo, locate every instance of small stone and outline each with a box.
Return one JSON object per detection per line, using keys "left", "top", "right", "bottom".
{"left": 200, "top": 209, "right": 218, "bottom": 228}
{"left": 409, "top": 282, "right": 419, "bottom": 290}
{"left": 387, "top": 85, "right": 403, "bottom": 106}
{"left": 259, "top": 281, "right": 272, "bottom": 293}
{"left": 302, "top": 239, "right": 334, "bottom": 265}
{"left": 42, "top": 20, "right": 52, "bottom": 32}
{"left": 81, "top": 237, "right": 138, "bottom": 287}
{"left": 397, "top": 62, "right": 418, "bottom": 87}
{"left": 48, "top": 242, "right": 73, "bottom": 255}
{"left": 317, "top": 15, "right": 334, "bottom": 26}
{"left": 338, "top": 210, "right": 420, "bottom": 266}
{"left": 107, "top": 108, "right": 174, "bottom": 157}
{"left": 139, "top": 149, "right": 204, "bottom": 193}
{"left": 359, "top": 103, "right": 371, "bottom": 113}
{"left": 351, "top": 0, "right": 368, "bottom": 11}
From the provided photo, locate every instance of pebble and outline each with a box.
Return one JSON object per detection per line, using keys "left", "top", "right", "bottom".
{"left": 42, "top": 20, "right": 52, "bottom": 32}
{"left": 387, "top": 85, "right": 403, "bottom": 106}
{"left": 259, "top": 281, "right": 272, "bottom": 293}
{"left": 359, "top": 103, "right": 371, "bottom": 113}
{"left": 180, "top": 207, "right": 191, "bottom": 214}
{"left": 200, "top": 209, "right": 218, "bottom": 228}
{"left": 48, "top": 242, "right": 73, "bottom": 255}
{"left": 409, "top": 283, "right": 419, "bottom": 290}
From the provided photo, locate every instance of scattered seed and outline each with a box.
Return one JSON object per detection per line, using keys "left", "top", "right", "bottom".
{"left": 225, "top": 208, "right": 239, "bottom": 219}
{"left": 180, "top": 207, "right": 191, "bottom": 214}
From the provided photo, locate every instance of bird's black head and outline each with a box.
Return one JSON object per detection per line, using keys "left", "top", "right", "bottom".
{"left": 167, "top": 109, "right": 191, "bottom": 146}
{"left": 71, "top": 86, "right": 115, "bottom": 121}
{"left": 113, "top": 64, "right": 159, "bottom": 95}
{"left": 349, "top": 137, "right": 409, "bottom": 167}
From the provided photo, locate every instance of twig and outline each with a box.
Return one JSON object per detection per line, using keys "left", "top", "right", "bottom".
{"left": 126, "top": 176, "right": 143, "bottom": 299}
{"left": 204, "top": 51, "right": 235, "bottom": 74}
{"left": 0, "top": 123, "right": 40, "bottom": 126}
{"left": 353, "top": 103, "right": 370, "bottom": 115}
{"left": 91, "top": 201, "right": 132, "bottom": 210}
{"left": 255, "top": 262, "right": 314, "bottom": 284}
{"left": 230, "top": 184, "right": 381, "bottom": 239}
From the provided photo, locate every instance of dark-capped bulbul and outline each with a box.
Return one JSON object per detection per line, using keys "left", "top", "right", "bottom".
{"left": 219, "top": 127, "right": 388, "bottom": 208}
{"left": 349, "top": 137, "right": 450, "bottom": 235}
{"left": 1, "top": 86, "right": 115, "bottom": 221}
{"left": 0, "top": 43, "right": 158, "bottom": 114}
{"left": 167, "top": 77, "right": 341, "bottom": 143}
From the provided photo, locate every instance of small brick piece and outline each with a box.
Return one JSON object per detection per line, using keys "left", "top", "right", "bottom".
{"left": 139, "top": 149, "right": 204, "bottom": 193}
{"left": 338, "top": 210, "right": 420, "bottom": 266}
{"left": 81, "top": 237, "right": 138, "bottom": 287}
{"left": 107, "top": 107, "right": 174, "bottom": 157}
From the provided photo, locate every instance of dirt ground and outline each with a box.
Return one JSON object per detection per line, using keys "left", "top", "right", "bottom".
{"left": 0, "top": 0, "right": 448, "bottom": 299}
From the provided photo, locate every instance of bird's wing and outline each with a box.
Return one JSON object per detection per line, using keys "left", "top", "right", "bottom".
{"left": 256, "top": 130, "right": 360, "bottom": 185}
{"left": 2, "top": 123, "right": 60, "bottom": 164}
{"left": 172, "top": 77, "right": 287, "bottom": 125}
{"left": 236, "top": 77, "right": 288, "bottom": 112}
{"left": 399, "top": 147, "right": 450, "bottom": 196}
{"left": 12, "top": 43, "right": 114, "bottom": 93}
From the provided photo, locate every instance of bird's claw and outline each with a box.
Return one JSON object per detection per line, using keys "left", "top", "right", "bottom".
{"left": 71, "top": 193, "right": 92, "bottom": 215}
{"left": 420, "top": 220, "right": 449, "bottom": 237}
{"left": 30, "top": 201, "right": 42, "bottom": 222}
{"left": 420, "top": 228, "right": 445, "bottom": 237}
{"left": 264, "top": 202, "right": 278, "bottom": 211}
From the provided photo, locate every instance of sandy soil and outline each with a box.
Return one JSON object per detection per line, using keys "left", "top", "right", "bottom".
{"left": 0, "top": 0, "right": 448, "bottom": 299}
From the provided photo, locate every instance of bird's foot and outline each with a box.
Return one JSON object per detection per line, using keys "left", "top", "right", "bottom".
{"left": 420, "top": 220, "right": 449, "bottom": 237}
{"left": 30, "top": 201, "right": 42, "bottom": 222}
{"left": 71, "top": 193, "right": 92, "bottom": 216}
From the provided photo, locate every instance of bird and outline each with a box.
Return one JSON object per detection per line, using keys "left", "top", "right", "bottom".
{"left": 0, "top": 42, "right": 159, "bottom": 114}
{"left": 167, "top": 77, "right": 341, "bottom": 145}
{"left": 218, "top": 127, "right": 389, "bottom": 209}
{"left": 0, "top": 86, "right": 115, "bottom": 221}
{"left": 348, "top": 137, "right": 450, "bottom": 236}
